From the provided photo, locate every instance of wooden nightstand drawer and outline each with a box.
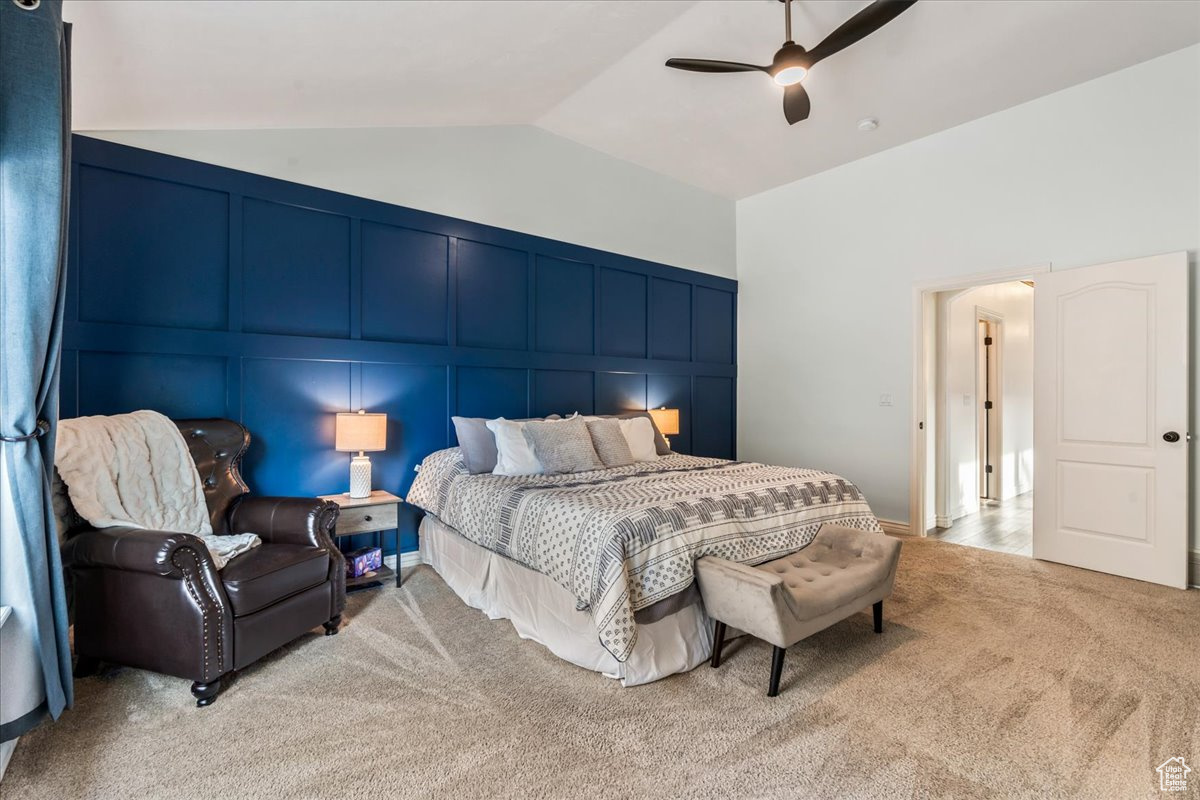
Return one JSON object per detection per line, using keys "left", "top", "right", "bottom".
{"left": 335, "top": 503, "right": 398, "bottom": 534}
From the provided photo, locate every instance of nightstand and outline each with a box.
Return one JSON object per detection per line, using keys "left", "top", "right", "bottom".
{"left": 319, "top": 490, "right": 403, "bottom": 590}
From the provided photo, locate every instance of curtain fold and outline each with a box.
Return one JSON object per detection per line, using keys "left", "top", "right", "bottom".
{"left": 0, "top": 0, "right": 73, "bottom": 740}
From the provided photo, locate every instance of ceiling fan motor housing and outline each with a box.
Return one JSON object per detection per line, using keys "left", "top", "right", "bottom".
{"left": 772, "top": 42, "right": 812, "bottom": 73}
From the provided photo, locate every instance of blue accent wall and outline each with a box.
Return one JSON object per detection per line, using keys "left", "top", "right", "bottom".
{"left": 63, "top": 135, "right": 738, "bottom": 556}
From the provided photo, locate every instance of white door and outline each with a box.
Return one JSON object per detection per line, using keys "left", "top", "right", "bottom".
{"left": 1033, "top": 252, "right": 1189, "bottom": 588}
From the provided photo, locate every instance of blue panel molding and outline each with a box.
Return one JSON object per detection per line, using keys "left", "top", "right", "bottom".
{"left": 692, "top": 375, "right": 735, "bottom": 460}
{"left": 595, "top": 372, "right": 647, "bottom": 415}
{"left": 532, "top": 370, "right": 594, "bottom": 418}
{"left": 649, "top": 277, "right": 692, "bottom": 362}
{"left": 693, "top": 286, "right": 736, "bottom": 365}
{"left": 77, "top": 352, "right": 227, "bottom": 420}
{"left": 64, "top": 135, "right": 737, "bottom": 555}
{"left": 456, "top": 239, "right": 528, "bottom": 351}
{"left": 242, "top": 198, "right": 352, "bottom": 338}
{"left": 77, "top": 165, "right": 230, "bottom": 331}
{"left": 534, "top": 255, "right": 593, "bottom": 355}
{"left": 361, "top": 221, "right": 449, "bottom": 345}
{"left": 597, "top": 267, "right": 648, "bottom": 359}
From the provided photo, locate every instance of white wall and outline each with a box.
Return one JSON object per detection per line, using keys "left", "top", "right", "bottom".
{"left": 736, "top": 45, "right": 1200, "bottom": 551}
{"left": 81, "top": 125, "right": 736, "bottom": 279}
{"left": 942, "top": 282, "right": 1035, "bottom": 520}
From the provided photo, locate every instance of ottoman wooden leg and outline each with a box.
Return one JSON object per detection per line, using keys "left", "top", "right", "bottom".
{"left": 768, "top": 646, "right": 786, "bottom": 697}
{"left": 873, "top": 600, "right": 883, "bottom": 633}
{"left": 710, "top": 621, "right": 727, "bottom": 668}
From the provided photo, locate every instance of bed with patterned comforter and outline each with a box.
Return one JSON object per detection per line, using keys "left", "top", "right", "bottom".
{"left": 406, "top": 448, "right": 881, "bottom": 662}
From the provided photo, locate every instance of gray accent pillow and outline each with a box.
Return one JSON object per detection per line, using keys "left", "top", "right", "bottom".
{"left": 453, "top": 414, "right": 559, "bottom": 475}
{"left": 525, "top": 418, "right": 604, "bottom": 474}
{"left": 586, "top": 418, "right": 634, "bottom": 468}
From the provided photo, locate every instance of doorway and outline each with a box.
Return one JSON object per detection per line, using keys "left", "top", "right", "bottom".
{"left": 909, "top": 266, "right": 1045, "bottom": 557}
{"left": 911, "top": 254, "right": 1190, "bottom": 588}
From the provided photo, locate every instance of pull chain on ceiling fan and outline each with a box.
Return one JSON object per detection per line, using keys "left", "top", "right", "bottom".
{"left": 665, "top": 0, "right": 917, "bottom": 125}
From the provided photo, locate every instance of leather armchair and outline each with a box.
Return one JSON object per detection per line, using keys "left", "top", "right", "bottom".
{"left": 60, "top": 419, "right": 346, "bottom": 706}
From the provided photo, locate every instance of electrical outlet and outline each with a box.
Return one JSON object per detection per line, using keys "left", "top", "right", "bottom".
{"left": 879, "top": 393, "right": 893, "bottom": 407}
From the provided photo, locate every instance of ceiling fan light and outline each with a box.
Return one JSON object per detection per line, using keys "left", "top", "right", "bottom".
{"left": 772, "top": 65, "right": 807, "bottom": 86}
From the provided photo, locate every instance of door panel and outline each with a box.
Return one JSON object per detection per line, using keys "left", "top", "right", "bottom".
{"left": 1059, "top": 285, "right": 1151, "bottom": 445}
{"left": 1033, "top": 252, "right": 1188, "bottom": 588}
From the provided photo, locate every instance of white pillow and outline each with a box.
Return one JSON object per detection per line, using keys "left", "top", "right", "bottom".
{"left": 486, "top": 418, "right": 544, "bottom": 476}
{"left": 618, "top": 416, "right": 659, "bottom": 462}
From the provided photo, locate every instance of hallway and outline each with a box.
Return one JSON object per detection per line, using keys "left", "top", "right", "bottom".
{"left": 927, "top": 492, "right": 1032, "bottom": 557}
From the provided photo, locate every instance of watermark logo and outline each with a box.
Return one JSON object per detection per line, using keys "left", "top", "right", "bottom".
{"left": 1157, "top": 757, "right": 1191, "bottom": 792}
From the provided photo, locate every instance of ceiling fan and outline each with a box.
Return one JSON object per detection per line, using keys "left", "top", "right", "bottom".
{"left": 665, "top": 0, "right": 917, "bottom": 125}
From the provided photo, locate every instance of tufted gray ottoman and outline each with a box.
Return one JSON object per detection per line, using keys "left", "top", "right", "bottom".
{"left": 695, "top": 524, "right": 902, "bottom": 696}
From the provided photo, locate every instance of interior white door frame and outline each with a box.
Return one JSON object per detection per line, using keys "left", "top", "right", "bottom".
{"left": 909, "top": 263, "right": 1050, "bottom": 537}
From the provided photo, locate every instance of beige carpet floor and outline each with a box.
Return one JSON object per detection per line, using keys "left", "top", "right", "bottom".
{"left": 5, "top": 537, "right": 1198, "bottom": 800}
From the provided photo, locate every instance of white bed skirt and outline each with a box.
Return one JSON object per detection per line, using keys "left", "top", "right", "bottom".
{"left": 418, "top": 514, "right": 713, "bottom": 686}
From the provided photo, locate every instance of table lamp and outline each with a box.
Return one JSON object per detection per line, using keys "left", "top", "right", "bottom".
{"left": 647, "top": 407, "right": 680, "bottom": 447}
{"left": 335, "top": 410, "right": 387, "bottom": 498}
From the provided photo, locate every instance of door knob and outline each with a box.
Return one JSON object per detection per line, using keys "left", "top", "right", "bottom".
{"left": 1163, "top": 431, "right": 1180, "bottom": 443}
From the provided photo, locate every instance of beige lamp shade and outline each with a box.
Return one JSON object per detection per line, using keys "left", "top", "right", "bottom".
{"left": 335, "top": 411, "right": 387, "bottom": 453}
{"left": 647, "top": 407, "right": 680, "bottom": 436}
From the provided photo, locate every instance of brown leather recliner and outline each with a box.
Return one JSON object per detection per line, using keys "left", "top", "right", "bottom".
{"left": 59, "top": 419, "right": 346, "bottom": 707}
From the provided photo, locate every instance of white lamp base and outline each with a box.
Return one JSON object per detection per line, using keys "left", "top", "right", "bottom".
{"left": 349, "top": 454, "right": 373, "bottom": 499}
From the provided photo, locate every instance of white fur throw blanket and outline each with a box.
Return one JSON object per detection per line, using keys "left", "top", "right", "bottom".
{"left": 55, "top": 410, "right": 260, "bottom": 570}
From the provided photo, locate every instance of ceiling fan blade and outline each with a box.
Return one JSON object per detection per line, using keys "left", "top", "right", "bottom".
{"left": 783, "top": 82, "right": 811, "bottom": 125}
{"left": 806, "top": 0, "right": 916, "bottom": 66}
{"left": 665, "top": 58, "right": 767, "bottom": 74}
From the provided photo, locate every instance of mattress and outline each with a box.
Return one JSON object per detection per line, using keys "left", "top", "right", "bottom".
{"left": 419, "top": 514, "right": 712, "bottom": 686}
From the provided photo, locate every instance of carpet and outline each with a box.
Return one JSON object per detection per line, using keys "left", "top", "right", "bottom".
{"left": 5, "top": 537, "right": 1198, "bottom": 799}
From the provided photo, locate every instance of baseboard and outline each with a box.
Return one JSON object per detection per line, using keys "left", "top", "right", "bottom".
{"left": 949, "top": 504, "right": 980, "bottom": 522}
{"left": 383, "top": 552, "right": 421, "bottom": 572}
{"left": 934, "top": 515, "right": 952, "bottom": 529}
{"left": 878, "top": 519, "right": 912, "bottom": 537}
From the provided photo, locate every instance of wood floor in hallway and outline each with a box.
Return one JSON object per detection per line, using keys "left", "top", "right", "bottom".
{"left": 927, "top": 492, "right": 1032, "bottom": 557}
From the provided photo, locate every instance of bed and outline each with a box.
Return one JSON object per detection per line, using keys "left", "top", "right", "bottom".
{"left": 407, "top": 448, "right": 881, "bottom": 686}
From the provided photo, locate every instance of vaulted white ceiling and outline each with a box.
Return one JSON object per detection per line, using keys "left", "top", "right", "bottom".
{"left": 65, "top": 0, "right": 1200, "bottom": 198}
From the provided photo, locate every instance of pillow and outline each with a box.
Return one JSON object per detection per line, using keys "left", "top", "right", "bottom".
{"left": 485, "top": 418, "right": 544, "bottom": 476}
{"left": 531, "top": 411, "right": 669, "bottom": 456}
{"left": 452, "top": 417, "right": 499, "bottom": 474}
{"left": 525, "top": 418, "right": 604, "bottom": 474}
{"left": 617, "top": 412, "right": 672, "bottom": 455}
{"left": 586, "top": 418, "right": 634, "bottom": 468}
{"left": 454, "top": 414, "right": 559, "bottom": 475}
{"left": 579, "top": 412, "right": 671, "bottom": 455}
{"left": 619, "top": 416, "right": 659, "bottom": 462}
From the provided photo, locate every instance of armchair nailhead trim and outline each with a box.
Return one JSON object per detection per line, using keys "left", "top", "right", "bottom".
{"left": 171, "top": 548, "right": 224, "bottom": 679}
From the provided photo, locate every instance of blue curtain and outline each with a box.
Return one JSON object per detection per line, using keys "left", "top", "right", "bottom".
{"left": 0, "top": 0, "right": 73, "bottom": 740}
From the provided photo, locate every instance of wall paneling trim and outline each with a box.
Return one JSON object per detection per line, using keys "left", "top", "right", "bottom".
{"left": 64, "top": 136, "right": 738, "bottom": 554}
